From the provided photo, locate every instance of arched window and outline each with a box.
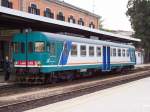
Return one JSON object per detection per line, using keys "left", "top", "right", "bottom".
{"left": 78, "top": 18, "right": 84, "bottom": 26}
{"left": 68, "top": 15, "right": 76, "bottom": 24}
{"left": 44, "top": 8, "right": 54, "bottom": 18}
{"left": 89, "top": 22, "right": 95, "bottom": 29}
{"left": 28, "top": 3, "right": 40, "bottom": 15}
{"left": 57, "top": 12, "right": 65, "bottom": 21}
{"left": 1, "top": 0, "right": 13, "bottom": 8}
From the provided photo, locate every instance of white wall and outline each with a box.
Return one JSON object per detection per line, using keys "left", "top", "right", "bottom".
{"left": 135, "top": 51, "right": 144, "bottom": 65}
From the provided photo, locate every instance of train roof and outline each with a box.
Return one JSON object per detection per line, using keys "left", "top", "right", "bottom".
{"left": 40, "top": 32, "right": 135, "bottom": 48}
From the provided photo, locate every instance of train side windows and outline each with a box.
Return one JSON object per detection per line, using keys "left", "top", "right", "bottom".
{"left": 127, "top": 49, "right": 130, "bottom": 57}
{"left": 35, "top": 42, "right": 45, "bottom": 52}
{"left": 122, "top": 49, "right": 126, "bottom": 57}
{"left": 21, "top": 42, "right": 25, "bottom": 53}
{"left": 89, "top": 46, "right": 94, "bottom": 56}
{"left": 13, "top": 42, "right": 19, "bottom": 53}
{"left": 97, "top": 47, "right": 101, "bottom": 57}
{"left": 112, "top": 48, "right": 116, "bottom": 57}
{"left": 46, "top": 43, "right": 50, "bottom": 52}
{"left": 28, "top": 42, "right": 34, "bottom": 53}
{"left": 50, "top": 42, "right": 55, "bottom": 56}
{"left": 71, "top": 44, "right": 77, "bottom": 56}
{"left": 80, "top": 45, "right": 86, "bottom": 56}
{"left": 118, "top": 49, "right": 121, "bottom": 57}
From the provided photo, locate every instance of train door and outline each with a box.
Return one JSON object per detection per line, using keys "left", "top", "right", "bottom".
{"left": 102, "top": 46, "right": 111, "bottom": 71}
{"left": 129, "top": 48, "right": 136, "bottom": 64}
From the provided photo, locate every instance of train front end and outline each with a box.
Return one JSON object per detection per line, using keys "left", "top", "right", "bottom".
{"left": 12, "top": 32, "right": 52, "bottom": 83}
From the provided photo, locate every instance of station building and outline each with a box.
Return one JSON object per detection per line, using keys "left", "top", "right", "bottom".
{"left": 0, "top": 0, "right": 101, "bottom": 71}
{"left": 0, "top": 0, "right": 100, "bottom": 29}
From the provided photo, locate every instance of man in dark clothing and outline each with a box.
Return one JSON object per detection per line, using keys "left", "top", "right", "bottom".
{"left": 3, "top": 56, "right": 10, "bottom": 81}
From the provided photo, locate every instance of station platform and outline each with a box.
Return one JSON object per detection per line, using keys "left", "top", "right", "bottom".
{"left": 26, "top": 77, "right": 150, "bottom": 112}
{"left": 135, "top": 64, "right": 150, "bottom": 68}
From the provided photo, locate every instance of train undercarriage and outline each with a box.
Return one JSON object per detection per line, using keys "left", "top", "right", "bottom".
{"left": 14, "top": 65, "right": 134, "bottom": 84}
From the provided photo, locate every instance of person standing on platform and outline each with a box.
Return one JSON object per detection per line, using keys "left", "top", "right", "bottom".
{"left": 3, "top": 56, "right": 10, "bottom": 81}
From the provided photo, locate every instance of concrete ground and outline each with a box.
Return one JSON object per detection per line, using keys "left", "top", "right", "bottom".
{"left": 26, "top": 77, "right": 150, "bottom": 112}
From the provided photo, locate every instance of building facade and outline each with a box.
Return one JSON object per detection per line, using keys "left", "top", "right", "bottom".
{"left": 0, "top": 0, "right": 101, "bottom": 29}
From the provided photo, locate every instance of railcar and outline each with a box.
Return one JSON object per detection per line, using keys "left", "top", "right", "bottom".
{"left": 12, "top": 32, "right": 136, "bottom": 83}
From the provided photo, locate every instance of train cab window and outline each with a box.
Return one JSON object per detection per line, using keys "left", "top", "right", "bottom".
{"left": 112, "top": 48, "right": 116, "bottom": 57}
{"left": 46, "top": 43, "right": 50, "bottom": 52}
{"left": 28, "top": 42, "right": 34, "bottom": 53}
{"left": 13, "top": 42, "right": 19, "bottom": 53}
{"left": 21, "top": 42, "right": 25, "bottom": 53}
{"left": 89, "top": 46, "right": 94, "bottom": 56}
{"left": 50, "top": 42, "right": 55, "bottom": 55}
{"left": 35, "top": 42, "right": 45, "bottom": 52}
{"left": 97, "top": 47, "right": 101, "bottom": 57}
{"left": 118, "top": 49, "right": 121, "bottom": 57}
{"left": 122, "top": 49, "right": 126, "bottom": 57}
{"left": 80, "top": 45, "right": 86, "bottom": 56}
{"left": 71, "top": 44, "right": 77, "bottom": 56}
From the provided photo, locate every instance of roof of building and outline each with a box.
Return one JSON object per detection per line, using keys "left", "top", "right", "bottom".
{"left": 46, "top": 0, "right": 101, "bottom": 18}
{"left": 0, "top": 7, "right": 141, "bottom": 42}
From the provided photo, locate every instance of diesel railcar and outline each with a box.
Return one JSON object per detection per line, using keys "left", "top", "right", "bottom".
{"left": 12, "top": 32, "right": 136, "bottom": 83}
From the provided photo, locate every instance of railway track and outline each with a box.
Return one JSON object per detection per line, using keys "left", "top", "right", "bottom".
{"left": 0, "top": 68, "right": 150, "bottom": 112}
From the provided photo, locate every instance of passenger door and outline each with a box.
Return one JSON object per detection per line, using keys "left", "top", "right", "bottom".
{"left": 129, "top": 48, "right": 136, "bottom": 64}
{"left": 102, "top": 46, "right": 111, "bottom": 71}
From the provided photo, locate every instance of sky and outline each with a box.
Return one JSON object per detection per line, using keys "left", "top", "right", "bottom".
{"left": 64, "top": 0, "right": 132, "bottom": 31}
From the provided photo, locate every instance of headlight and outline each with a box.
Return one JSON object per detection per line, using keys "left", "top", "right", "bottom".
{"left": 37, "top": 61, "right": 41, "bottom": 66}
{"left": 14, "top": 61, "right": 18, "bottom": 65}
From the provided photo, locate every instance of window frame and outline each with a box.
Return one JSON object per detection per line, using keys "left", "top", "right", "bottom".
{"left": 20, "top": 42, "right": 25, "bottom": 54}
{"left": 89, "top": 46, "right": 95, "bottom": 57}
{"left": 122, "top": 49, "right": 126, "bottom": 57}
{"left": 28, "top": 42, "right": 34, "bottom": 53}
{"left": 112, "top": 48, "right": 117, "bottom": 57}
{"left": 118, "top": 48, "right": 121, "bottom": 57}
{"left": 80, "top": 45, "right": 86, "bottom": 57}
{"left": 96, "top": 47, "right": 102, "bottom": 57}
{"left": 34, "top": 41, "right": 45, "bottom": 53}
{"left": 71, "top": 44, "right": 78, "bottom": 56}
{"left": 127, "top": 49, "right": 130, "bottom": 57}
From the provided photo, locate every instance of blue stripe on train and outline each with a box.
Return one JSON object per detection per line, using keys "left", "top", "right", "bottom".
{"left": 60, "top": 41, "right": 72, "bottom": 65}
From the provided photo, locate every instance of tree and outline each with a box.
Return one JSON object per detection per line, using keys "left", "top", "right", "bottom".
{"left": 126, "top": 0, "right": 150, "bottom": 63}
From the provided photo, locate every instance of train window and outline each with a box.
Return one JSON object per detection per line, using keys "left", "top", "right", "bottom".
{"left": 80, "top": 45, "right": 86, "bottom": 56}
{"left": 97, "top": 47, "right": 101, "bottom": 57}
{"left": 35, "top": 42, "right": 45, "bottom": 52}
{"left": 122, "top": 49, "right": 126, "bottom": 57}
{"left": 13, "top": 42, "right": 19, "bottom": 53}
{"left": 89, "top": 46, "right": 94, "bottom": 56}
{"left": 28, "top": 42, "right": 34, "bottom": 53}
{"left": 112, "top": 48, "right": 116, "bottom": 57}
{"left": 50, "top": 42, "right": 55, "bottom": 55}
{"left": 127, "top": 49, "right": 130, "bottom": 57}
{"left": 21, "top": 42, "right": 25, "bottom": 53}
{"left": 46, "top": 43, "right": 50, "bottom": 52}
{"left": 71, "top": 44, "right": 77, "bottom": 56}
{"left": 118, "top": 49, "right": 121, "bottom": 57}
